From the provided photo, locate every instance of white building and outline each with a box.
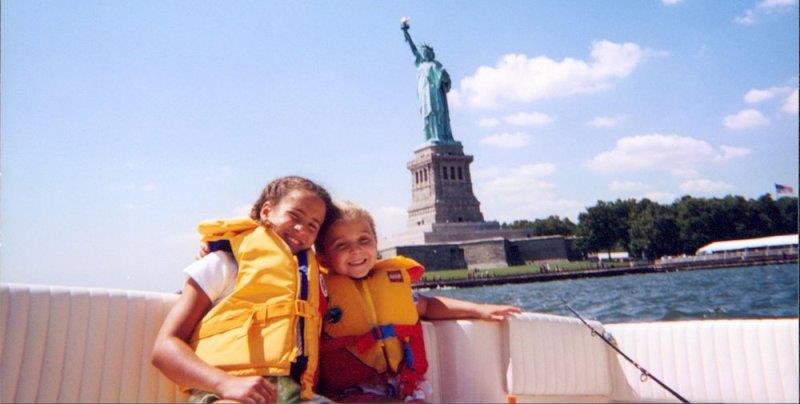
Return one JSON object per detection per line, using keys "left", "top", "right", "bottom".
{"left": 696, "top": 234, "right": 798, "bottom": 255}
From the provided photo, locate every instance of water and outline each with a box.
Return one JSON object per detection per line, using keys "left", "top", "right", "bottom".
{"left": 423, "top": 263, "right": 799, "bottom": 324}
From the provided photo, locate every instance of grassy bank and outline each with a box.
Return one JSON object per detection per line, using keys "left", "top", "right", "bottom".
{"left": 422, "top": 260, "right": 625, "bottom": 282}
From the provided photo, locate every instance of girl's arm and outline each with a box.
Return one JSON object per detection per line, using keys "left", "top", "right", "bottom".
{"left": 151, "top": 279, "right": 276, "bottom": 403}
{"left": 416, "top": 294, "right": 521, "bottom": 321}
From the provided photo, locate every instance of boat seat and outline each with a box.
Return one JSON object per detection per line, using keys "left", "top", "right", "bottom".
{"left": 605, "top": 319, "right": 799, "bottom": 403}
{"left": 506, "top": 312, "right": 613, "bottom": 402}
{"left": 1, "top": 283, "right": 187, "bottom": 403}
{"left": 423, "top": 319, "right": 509, "bottom": 403}
{"left": 2, "top": 283, "right": 798, "bottom": 403}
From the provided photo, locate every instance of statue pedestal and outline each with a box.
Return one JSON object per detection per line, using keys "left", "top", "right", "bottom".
{"left": 383, "top": 221, "right": 533, "bottom": 249}
{"left": 406, "top": 144, "right": 483, "bottom": 229}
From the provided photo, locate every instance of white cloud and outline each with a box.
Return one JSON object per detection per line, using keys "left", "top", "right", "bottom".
{"left": 512, "top": 163, "right": 556, "bottom": 177}
{"left": 744, "top": 86, "right": 792, "bottom": 103}
{"left": 782, "top": 89, "right": 799, "bottom": 114}
{"left": 475, "top": 163, "right": 583, "bottom": 221}
{"left": 455, "top": 40, "right": 648, "bottom": 108}
{"left": 735, "top": 0, "right": 797, "bottom": 25}
{"left": 585, "top": 133, "right": 749, "bottom": 177}
{"left": 724, "top": 109, "right": 769, "bottom": 130}
{"left": 670, "top": 167, "right": 700, "bottom": 179}
{"left": 679, "top": 179, "right": 734, "bottom": 194}
{"left": 503, "top": 111, "right": 555, "bottom": 126}
{"left": 609, "top": 180, "right": 648, "bottom": 192}
{"left": 608, "top": 181, "right": 675, "bottom": 203}
{"left": 662, "top": 0, "right": 682, "bottom": 5}
{"left": 758, "top": 0, "right": 797, "bottom": 9}
{"left": 587, "top": 115, "right": 622, "bottom": 128}
{"left": 643, "top": 192, "right": 678, "bottom": 204}
{"left": 471, "top": 166, "right": 501, "bottom": 179}
{"left": 477, "top": 117, "right": 500, "bottom": 128}
{"left": 479, "top": 132, "right": 531, "bottom": 148}
{"left": 734, "top": 10, "right": 757, "bottom": 25}
{"left": 720, "top": 145, "right": 752, "bottom": 160}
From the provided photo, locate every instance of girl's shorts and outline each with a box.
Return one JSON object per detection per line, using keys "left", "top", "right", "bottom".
{"left": 188, "top": 376, "right": 332, "bottom": 404}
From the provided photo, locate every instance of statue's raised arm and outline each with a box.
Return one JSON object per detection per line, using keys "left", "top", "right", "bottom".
{"left": 402, "top": 23, "right": 422, "bottom": 65}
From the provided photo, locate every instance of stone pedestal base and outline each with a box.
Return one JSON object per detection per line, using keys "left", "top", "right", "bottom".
{"left": 382, "top": 221, "right": 532, "bottom": 249}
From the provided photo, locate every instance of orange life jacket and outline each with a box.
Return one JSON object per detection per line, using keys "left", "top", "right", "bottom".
{"left": 318, "top": 256, "right": 428, "bottom": 400}
{"left": 189, "top": 218, "right": 322, "bottom": 400}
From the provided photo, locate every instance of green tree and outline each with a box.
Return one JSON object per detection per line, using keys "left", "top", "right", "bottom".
{"left": 674, "top": 196, "right": 716, "bottom": 253}
{"left": 503, "top": 215, "right": 577, "bottom": 236}
{"left": 775, "top": 196, "right": 798, "bottom": 234}
{"left": 752, "top": 194, "right": 780, "bottom": 237}
{"left": 627, "top": 199, "right": 679, "bottom": 259}
{"left": 576, "top": 200, "right": 629, "bottom": 255}
{"left": 574, "top": 194, "right": 797, "bottom": 258}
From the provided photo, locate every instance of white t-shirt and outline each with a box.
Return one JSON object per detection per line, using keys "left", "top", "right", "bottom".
{"left": 183, "top": 251, "right": 238, "bottom": 304}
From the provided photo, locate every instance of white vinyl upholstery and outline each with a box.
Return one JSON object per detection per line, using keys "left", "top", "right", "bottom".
{"left": 0, "top": 283, "right": 449, "bottom": 403}
{"left": 420, "top": 321, "right": 442, "bottom": 403}
{"left": 2, "top": 283, "right": 798, "bottom": 403}
{"left": 0, "top": 284, "right": 186, "bottom": 403}
{"left": 425, "top": 319, "right": 508, "bottom": 403}
{"left": 507, "top": 313, "right": 612, "bottom": 400}
{"left": 605, "top": 319, "right": 800, "bottom": 403}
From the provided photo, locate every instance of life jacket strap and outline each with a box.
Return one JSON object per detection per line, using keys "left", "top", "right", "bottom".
{"left": 197, "top": 299, "right": 317, "bottom": 339}
{"left": 253, "top": 300, "right": 317, "bottom": 322}
{"left": 321, "top": 323, "right": 420, "bottom": 354}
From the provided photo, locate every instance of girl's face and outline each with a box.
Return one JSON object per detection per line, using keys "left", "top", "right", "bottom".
{"left": 260, "top": 189, "right": 326, "bottom": 254}
{"left": 320, "top": 218, "right": 378, "bottom": 279}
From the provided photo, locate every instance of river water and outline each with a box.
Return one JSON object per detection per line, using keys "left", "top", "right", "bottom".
{"left": 423, "top": 263, "right": 799, "bottom": 324}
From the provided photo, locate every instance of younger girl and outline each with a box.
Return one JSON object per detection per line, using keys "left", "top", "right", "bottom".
{"left": 151, "top": 176, "right": 337, "bottom": 403}
{"left": 315, "top": 201, "right": 520, "bottom": 402}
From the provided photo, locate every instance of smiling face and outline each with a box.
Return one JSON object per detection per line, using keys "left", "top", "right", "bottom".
{"left": 320, "top": 217, "right": 378, "bottom": 279}
{"left": 260, "top": 189, "right": 327, "bottom": 254}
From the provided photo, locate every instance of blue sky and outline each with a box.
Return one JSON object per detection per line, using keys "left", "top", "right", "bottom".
{"left": 2, "top": 1, "right": 797, "bottom": 292}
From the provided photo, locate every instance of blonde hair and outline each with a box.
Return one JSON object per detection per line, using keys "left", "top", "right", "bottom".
{"left": 315, "top": 200, "right": 376, "bottom": 254}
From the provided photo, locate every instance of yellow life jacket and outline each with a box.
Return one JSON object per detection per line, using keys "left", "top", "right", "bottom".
{"left": 319, "top": 256, "right": 428, "bottom": 399}
{"left": 189, "top": 217, "right": 322, "bottom": 400}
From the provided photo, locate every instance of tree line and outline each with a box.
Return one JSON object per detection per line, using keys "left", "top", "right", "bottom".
{"left": 503, "top": 194, "right": 798, "bottom": 259}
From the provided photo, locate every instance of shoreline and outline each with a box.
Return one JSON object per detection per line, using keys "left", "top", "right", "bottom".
{"left": 413, "top": 254, "right": 798, "bottom": 289}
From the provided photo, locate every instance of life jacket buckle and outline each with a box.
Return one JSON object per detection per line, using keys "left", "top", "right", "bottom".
{"left": 294, "top": 300, "right": 316, "bottom": 318}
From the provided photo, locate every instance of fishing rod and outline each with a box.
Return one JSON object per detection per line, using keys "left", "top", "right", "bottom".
{"left": 560, "top": 299, "right": 690, "bottom": 403}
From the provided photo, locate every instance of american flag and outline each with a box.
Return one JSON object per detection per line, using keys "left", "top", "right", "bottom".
{"left": 775, "top": 183, "right": 795, "bottom": 195}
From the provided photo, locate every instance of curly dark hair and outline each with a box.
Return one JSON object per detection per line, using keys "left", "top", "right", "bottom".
{"left": 250, "top": 176, "right": 339, "bottom": 242}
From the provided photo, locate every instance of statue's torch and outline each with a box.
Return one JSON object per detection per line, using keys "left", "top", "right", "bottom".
{"left": 401, "top": 16, "right": 410, "bottom": 30}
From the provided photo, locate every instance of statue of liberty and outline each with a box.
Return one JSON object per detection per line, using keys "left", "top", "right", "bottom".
{"left": 402, "top": 18, "right": 458, "bottom": 145}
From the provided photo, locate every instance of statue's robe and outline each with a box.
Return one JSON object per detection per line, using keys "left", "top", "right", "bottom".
{"left": 415, "top": 60, "right": 454, "bottom": 143}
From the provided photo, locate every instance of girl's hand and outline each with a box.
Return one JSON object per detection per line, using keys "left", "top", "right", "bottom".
{"left": 196, "top": 243, "right": 211, "bottom": 260}
{"left": 475, "top": 304, "right": 522, "bottom": 321}
{"left": 216, "top": 375, "right": 277, "bottom": 404}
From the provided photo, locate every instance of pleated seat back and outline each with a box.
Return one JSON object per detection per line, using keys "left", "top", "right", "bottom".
{"left": 1, "top": 284, "right": 187, "bottom": 403}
